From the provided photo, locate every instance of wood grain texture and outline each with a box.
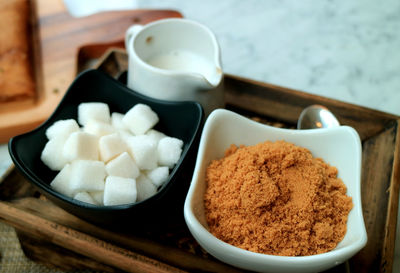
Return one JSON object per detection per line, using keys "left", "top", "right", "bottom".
{"left": 350, "top": 122, "right": 398, "bottom": 273}
{"left": 381, "top": 123, "right": 400, "bottom": 273}
{"left": 0, "top": 0, "right": 43, "bottom": 142}
{"left": 17, "top": 231, "right": 120, "bottom": 272}
{"left": 0, "top": 201, "right": 186, "bottom": 273}
{"left": 223, "top": 75, "right": 398, "bottom": 141}
{"left": 0, "top": 169, "right": 37, "bottom": 200}
{"left": 17, "top": 196, "right": 243, "bottom": 273}
{"left": 0, "top": 0, "right": 36, "bottom": 102}
{"left": 0, "top": 193, "right": 244, "bottom": 273}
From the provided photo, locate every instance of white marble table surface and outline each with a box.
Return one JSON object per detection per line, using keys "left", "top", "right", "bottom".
{"left": 1, "top": 0, "right": 399, "bottom": 271}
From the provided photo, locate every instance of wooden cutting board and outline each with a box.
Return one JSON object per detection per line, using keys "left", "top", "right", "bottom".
{"left": 0, "top": 0, "right": 182, "bottom": 143}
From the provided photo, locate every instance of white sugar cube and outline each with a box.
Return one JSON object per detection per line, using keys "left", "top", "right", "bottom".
{"left": 147, "top": 166, "right": 169, "bottom": 188}
{"left": 41, "top": 137, "right": 69, "bottom": 171}
{"left": 78, "top": 102, "right": 110, "bottom": 126}
{"left": 118, "top": 130, "right": 134, "bottom": 143}
{"left": 63, "top": 132, "right": 99, "bottom": 161}
{"left": 45, "top": 119, "right": 79, "bottom": 140}
{"left": 126, "top": 135, "right": 158, "bottom": 170}
{"left": 69, "top": 160, "right": 106, "bottom": 192}
{"left": 122, "top": 104, "right": 159, "bottom": 135}
{"left": 99, "top": 133, "right": 127, "bottom": 162}
{"left": 136, "top": 174, "right": 157, "bottom": 202}
{"left": 111, "top": 112, "right": 127, "bottom": 130}
{"left": 50, "top": 164, "right": 74, "bottom": 197}
{"left": 74, "top": 192, "right": 96, "bottom": 205}
{"left": 103, "top": 176, "right": 137, "bottom": 206}
{"left": 157, "top": 137, "right": 184, "bottom": 168}
{"left": 84, "top": 120, "right": 116, "bottom": 137}
{"left": 146, "top": 129, "right": 166, "bottom": 144}
{"left": 89, "top": 191, "right": 104, "bottom": 206}
{"left": 105, "top": 152, "right": 139, "bottom": 179}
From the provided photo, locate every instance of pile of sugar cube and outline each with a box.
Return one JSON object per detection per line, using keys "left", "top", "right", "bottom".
{"left": 41, "top": 102, "right": 183, "bottom": 206}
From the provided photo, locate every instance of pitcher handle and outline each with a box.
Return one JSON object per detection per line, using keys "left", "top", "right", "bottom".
{"left": 125, "top": 25, "right": 144, "bottom": 54}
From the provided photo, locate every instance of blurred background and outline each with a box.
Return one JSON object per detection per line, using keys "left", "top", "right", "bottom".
{"left": 64, "top": 0, "right": 400, "bottom": 115}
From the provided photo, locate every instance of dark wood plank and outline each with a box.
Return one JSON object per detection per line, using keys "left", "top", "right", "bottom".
{"left": 223, "top": 75, "right": 398, "bottom": 141}
{"left": 350, "top": 121, "right": 398, "bottom": 273}
{"left": 17, "top": 231, "right": 120, "bottom": 272}
{"left": 1, "top": 193, "right": 244, "bottom": 273}
{"left": 77, "top": 42, "right": 125, "bottom": 73}
{"left": 0, "top": 170, "right": 38, "bottom": 201}
{"left": 95, "top": 48, "right": 129, "bottom": 79}
{"left": 0, "top": 201, "right": 187, "bottom": 273}
{"left": 380, "top": 122, "right": 400, "bottom": 273}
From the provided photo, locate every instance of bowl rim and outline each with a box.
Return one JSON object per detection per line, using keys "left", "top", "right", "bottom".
{"left": 8, "top": 69, "right": 204, "bottom": 211}
{"left": 184, "top": 108, "right": 367, "bottom": 265}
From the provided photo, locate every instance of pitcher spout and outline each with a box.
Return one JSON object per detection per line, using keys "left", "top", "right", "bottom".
{"left": 191, "top": 65, "right": 223, "bottom": 89}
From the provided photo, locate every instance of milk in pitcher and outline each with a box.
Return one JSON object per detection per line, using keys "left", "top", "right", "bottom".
{"left": 125, "top": 18, "right": 224, "bottom": 116}
{"left": 146, "top": 50, "right": 220, "bottom": 85}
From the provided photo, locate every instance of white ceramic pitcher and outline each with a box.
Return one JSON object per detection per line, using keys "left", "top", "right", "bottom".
{"left": 125, "top": 18, "right": 224, "bottom": 116}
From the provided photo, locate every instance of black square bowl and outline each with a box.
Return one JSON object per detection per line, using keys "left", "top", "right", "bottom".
{"left": 8, "top": 69, "right": 204, "bottom": 228}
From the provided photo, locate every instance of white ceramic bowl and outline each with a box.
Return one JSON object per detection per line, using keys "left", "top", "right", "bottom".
{"left": 184, "top": 109, "right": 367, "bottom": 273}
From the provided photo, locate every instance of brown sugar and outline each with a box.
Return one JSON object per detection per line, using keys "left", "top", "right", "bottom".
{"left": 204, "top": 140, "right": 353, "bottom": 256}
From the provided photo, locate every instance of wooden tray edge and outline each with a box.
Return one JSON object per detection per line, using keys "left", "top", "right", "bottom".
{"left": 381, "top": 120, "right": 400, "bottom": 273}
{"left": 1, "top": 48, "right": 398, "bottom": 273}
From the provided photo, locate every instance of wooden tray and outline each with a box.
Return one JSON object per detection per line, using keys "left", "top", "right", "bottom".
{"left": 0, "top": 49, "right": 399, "bottom": 273}
{"left": 0, "top": 0, "right": 181, "bottom": 143}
